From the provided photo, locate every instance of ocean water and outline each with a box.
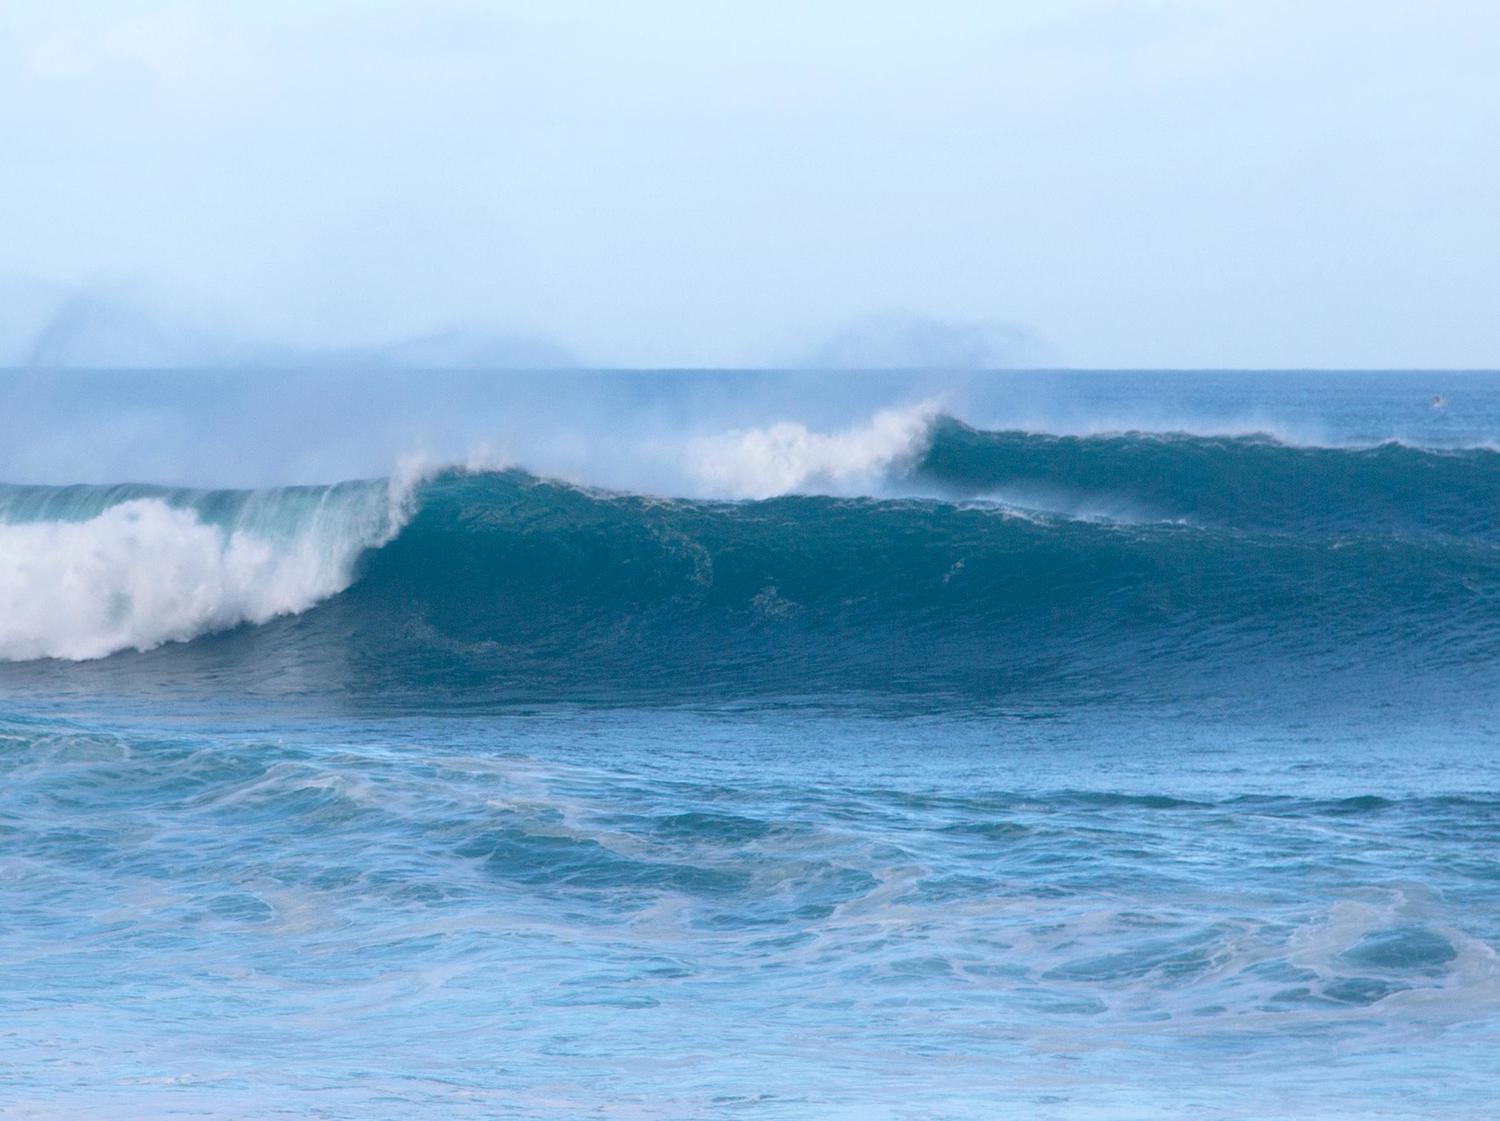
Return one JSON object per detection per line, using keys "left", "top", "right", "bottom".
{"left": 2, "top": 370, "right": 1498, "bottom": 1119}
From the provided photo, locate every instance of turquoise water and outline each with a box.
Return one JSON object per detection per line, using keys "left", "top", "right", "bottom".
{"left": 2, "top": 371, "right": 1498, "bottom": 1118}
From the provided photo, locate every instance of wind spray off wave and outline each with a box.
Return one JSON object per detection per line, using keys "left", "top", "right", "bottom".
{"left": 684, "top": 401, "right": 940, "bottom": 498}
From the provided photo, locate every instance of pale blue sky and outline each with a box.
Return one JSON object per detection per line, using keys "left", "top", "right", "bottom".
{"left": 2, "top": 1, "right": 1497, "bottom": 368}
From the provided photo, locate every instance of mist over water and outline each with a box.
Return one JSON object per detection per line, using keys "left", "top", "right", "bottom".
{"left": 4, "top": 367, "right": 1494, "bottom": 490}
{"left": 6, "top": 5, "right": 1500, "bottom": 371}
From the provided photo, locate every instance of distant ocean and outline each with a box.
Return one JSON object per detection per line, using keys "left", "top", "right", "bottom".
{"left": 3, "top": 370, "right": 1498, "bottom": 1119}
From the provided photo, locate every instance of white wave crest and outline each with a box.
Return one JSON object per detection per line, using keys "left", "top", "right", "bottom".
{"left": 0, "top": 477, "right": 416, "bottom": 662}
{"left": 684, "top": 401, "right": 940, "bottom": 499}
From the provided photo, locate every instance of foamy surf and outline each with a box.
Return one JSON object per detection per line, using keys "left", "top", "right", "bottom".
{"left": 0, "top": 477, "right": 415, "bottom": 661}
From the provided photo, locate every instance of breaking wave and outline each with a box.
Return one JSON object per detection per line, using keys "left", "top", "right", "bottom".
{"left": 0, "top": 476, "right": 414, "bottom": 660}
{"left": 2, "top": 411, "right": 1497, "bottom": 708}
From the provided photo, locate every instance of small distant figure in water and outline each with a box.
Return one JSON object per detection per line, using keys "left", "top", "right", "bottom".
{"left": 1431, "top": 394, "right": 1446, "bottom": 408}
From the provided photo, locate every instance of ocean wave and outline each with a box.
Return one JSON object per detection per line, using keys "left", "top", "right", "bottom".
{"left": 2, "top": 412, "right": 1498, "bottom": 693}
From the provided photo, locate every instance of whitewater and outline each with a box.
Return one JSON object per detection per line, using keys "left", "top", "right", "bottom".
{"left": 3, "top": 370, "right": 1499, "bottom": 1120}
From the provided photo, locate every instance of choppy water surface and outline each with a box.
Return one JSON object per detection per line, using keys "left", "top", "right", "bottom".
{"left": 2, "top": 371, "right": 1498, "bottom": 1118}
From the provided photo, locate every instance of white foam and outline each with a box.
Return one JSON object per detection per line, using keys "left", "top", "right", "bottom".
{"left": 0, "top": 479, "right": 415, "bottom": 662}
{"left": 683, "top": 400, "right": 940, "bottom": 499}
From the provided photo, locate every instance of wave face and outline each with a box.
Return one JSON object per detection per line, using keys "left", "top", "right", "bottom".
{"left": 913, "top": 418, "right": 1500, "bottom": 535}
{"left": 4, "top": 417, "right": 1497, "bottom": 707}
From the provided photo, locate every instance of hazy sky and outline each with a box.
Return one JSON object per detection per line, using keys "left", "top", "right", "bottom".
{"left": 3, "top": 1, "right": 1497, "bottom": 368}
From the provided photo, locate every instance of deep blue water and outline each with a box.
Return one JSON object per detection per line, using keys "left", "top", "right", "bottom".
{"left": 2, "top": 371, "right": 1498, "bottom": 1119}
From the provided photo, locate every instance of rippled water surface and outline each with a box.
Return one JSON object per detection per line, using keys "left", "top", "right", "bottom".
{"left": 3, "top": 371, "right": 1499, "bottom": 1118}
{"left": 4, "top": 708, "right": 1499, "bottom": 1120}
